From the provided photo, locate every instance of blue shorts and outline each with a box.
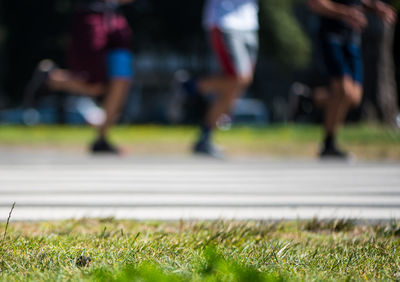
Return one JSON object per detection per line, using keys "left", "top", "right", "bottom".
{"left": 320, "top": 32, "right": 363, "bottom": 84}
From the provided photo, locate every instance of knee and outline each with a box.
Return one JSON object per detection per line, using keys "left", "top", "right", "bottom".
{"left": 234, "top": 74, "right": 253, "bottom": 89}
{"left": 226, "top": 74, "right": 253, "bottom": 98}
{"left": 343, "top": 83, "right": 363, "bottom": 107}
{"left": 348, "top": 89, "right": 362, "bottom": 107}
{"left": 333, "top": 79, "right": 362, "bottom": 107}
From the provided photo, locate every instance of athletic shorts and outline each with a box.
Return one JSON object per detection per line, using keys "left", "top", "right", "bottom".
{"left": 67, "top": 10, "right": 133, "bottom": 84}
{"left": 209, "top": 27, "right": 258, "bottom": 77}
{"left": 320, "top": 31, "right": 363, "bottom": 84}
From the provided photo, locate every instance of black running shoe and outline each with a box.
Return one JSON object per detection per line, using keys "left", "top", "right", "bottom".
{"left": 319, "top": 145, "right": 349, "bottom": 160}
{"left": 90, "top": 138, "right": 120, "bottom": 154}
{"left": 23, "top": 59, "right": 56, "bottom": 108}
{"left": 193, "top": 140, "right": 224, "bottom": 158}
{"left": 174, "top": 70, "right": 209, "bottom": 124}
{"left": 287, "top": 82, "right": 312, "bottom": 122}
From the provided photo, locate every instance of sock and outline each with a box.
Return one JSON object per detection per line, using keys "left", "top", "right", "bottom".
{"left": 324, "top": 134, "right": 335, "bottom": 149}
{"left": 198, "top": 124, "right": 212, "bottom": 144}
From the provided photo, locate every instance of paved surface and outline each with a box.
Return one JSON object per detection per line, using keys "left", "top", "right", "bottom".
{"left": 0, "top": 148, "right": 399, "bottom": 221}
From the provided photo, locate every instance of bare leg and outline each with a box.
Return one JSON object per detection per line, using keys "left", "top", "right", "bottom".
{"left": 188, "top": 73, "right": 252, "bottom": 156}
{"left": 324, "top": 79, "right": 350, "bottom": 136}
{"left": 47, "top": 69, "right": 132, "bottom": 134}
{"left": 198, "top": 76, "right": 240, "bottom": 98}
{"left": 198, "top": 75, "right": 252, "bottom": 128}
{"left": 47, "top": 68, "right": 132, "bottom": 152}
{"left": 321, "top": 76, "right": 363, "bottom": 157}
{"left": 324, "top": 76, "right": 362, "bottom": 135}
{"left": 47, "top": 69, "right": 106, "bottom": 97}
{"left": 98, "top": 79, "right": 132, "bottom": 138}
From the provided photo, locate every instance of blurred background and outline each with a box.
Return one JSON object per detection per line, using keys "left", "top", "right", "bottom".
{"left": 0, "top": 0, "right": 399, "bottom": 127}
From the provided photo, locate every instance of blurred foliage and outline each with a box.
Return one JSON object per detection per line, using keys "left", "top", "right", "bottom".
{"left": 393, "top": 0, "right": 400, "bottom": 10}
{"left": 259, "top": 0, "right": 311, "bottom": 69}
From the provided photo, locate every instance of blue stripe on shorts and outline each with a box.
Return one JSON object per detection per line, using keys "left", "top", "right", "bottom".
{"left": 107, "top": 49, "right": 134, "bottom": 79}
{"left": 321, "top": 33, "right": 363, "bottom": 84}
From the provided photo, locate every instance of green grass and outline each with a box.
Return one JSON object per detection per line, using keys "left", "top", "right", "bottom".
{"left": 1, "top": 219, "right": 400, "bottom": 281}
{"left": 0, "top": 124, "right": 399, "bottom": 160}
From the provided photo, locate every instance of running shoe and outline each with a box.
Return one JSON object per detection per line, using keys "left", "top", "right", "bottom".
{"left": 174, "top": 69, "right": 200, "bottom": 97}
{"left": 174, "top": 70, "right": 209, "bottom": 124}
{"left": 319, "top": 145, "right": 349, "bottom": 160}
{"left": 90, "top": 138, "right": 120, "bottom": 154}
{"left": 193, "top": 140, "right": 224, "bottom": 159}
{"left": 22, "top": 59, "right": 56, "bottom": 108}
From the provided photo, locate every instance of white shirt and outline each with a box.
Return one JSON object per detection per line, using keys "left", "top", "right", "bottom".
{"left": 203, "top": 0, "right": 259, "bottom": 31}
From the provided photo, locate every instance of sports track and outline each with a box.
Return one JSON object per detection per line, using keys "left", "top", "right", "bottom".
{"left": 0, "top": 148, "right": 399, "bottom": 221}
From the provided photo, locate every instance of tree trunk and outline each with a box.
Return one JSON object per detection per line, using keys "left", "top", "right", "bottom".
{"left": 362, "top": 13, "right": 382, "bottom": 121}
{"left": 394, "top": 11, "right": 400, "bottom": 110}
{"left": 377, "top": 24, "right": 399, "bottom": 126}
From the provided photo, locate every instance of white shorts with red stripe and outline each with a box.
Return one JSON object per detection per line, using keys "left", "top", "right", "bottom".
{"left": 209, "top": 27, "right": 258, "bottom": 77}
